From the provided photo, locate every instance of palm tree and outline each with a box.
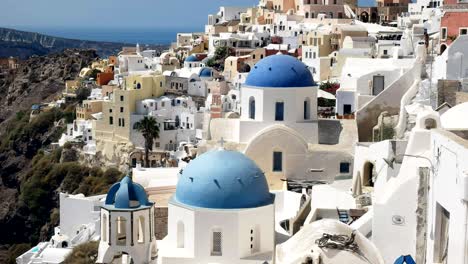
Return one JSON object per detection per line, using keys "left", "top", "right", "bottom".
{"left": 133, "top": 116, "right": 160, "bottom": 168}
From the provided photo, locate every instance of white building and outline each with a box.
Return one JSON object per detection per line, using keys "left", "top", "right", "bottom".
{"left": 159, "top": 149, "right": 275, "bottom": 264}
{"left": 17, "top": 193, "right": 105, "bottom": 264}
{"left": 209, "top": 55, "right": 355, "bottom": 189}
{"left": 433, "top": 35, "right": 468, "bottom": 81}
{"left": 208, "top": 32, "right": 270, "bottom": 55}
{"left": 335, "top": 57, "right": 420, "bottom": 116}
{"left": 132, "top": 96, "right": 204, "bottom": 152}
{"left": 207, "top": 6, "right": 248, "bottom": 26}
{"left": 351, "top": 105, "right": 468, "bottom": 263}
{"left": 58, "top": 119, "right": 95, "bottom": 148}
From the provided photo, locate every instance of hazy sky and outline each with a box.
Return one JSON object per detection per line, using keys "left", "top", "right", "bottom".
{"left": 0, "top": 0, "right": 258, "bottom": 29}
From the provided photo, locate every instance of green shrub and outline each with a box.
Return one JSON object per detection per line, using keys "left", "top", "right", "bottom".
{"left": 63, "top": 241, "right": 99, "bottom": 264}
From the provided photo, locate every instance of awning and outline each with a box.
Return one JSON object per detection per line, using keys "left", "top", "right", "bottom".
{"left": 318, "top": 89, "right": 336, "bottom": 100}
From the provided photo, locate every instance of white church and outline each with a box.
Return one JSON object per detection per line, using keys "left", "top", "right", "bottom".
{"left": 209, "top": 54, "right": 354, "bottom": 189}
{"left": 97, "top": 149, "right": 276, "bottom": 264}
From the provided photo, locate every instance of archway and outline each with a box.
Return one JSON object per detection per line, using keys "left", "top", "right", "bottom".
{"left": 424, "top": 118, "right": 437, "bottom": 130}
{"left": 362, "top": 162, "right": 374, "bottom": 187}
{"left": 360, "top": 11, "right": 369, "bottom": 23}
{"left": 137, "top": 216, "right": 145, "bottom": 244}
{"left": 371, "top": 12, "right": 377, "bottom": 23}
{"left": 102, "top": 214, "right": 108, "bottom": 242}
{"left": 244, "top": 125, "right": 309, "bottom": 189}
{"left": 440, "top": 44, "right": 447, "bottom": 55}
{"left": 116, "top": 216, "right": 127, "bottom": 246}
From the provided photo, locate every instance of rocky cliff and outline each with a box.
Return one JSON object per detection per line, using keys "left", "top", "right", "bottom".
{"left": 0, "top": 27, "right": 134, "bottom": 59}
{"left": 0, "top": 49, "right": 108, "bottom": 262}
{"left": 0, "top": 49, "right": 98, "bottom": 125}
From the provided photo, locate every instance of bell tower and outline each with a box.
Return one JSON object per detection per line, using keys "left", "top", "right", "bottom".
{"left": 97, "top": 175, "right": 157, "bottom": 264}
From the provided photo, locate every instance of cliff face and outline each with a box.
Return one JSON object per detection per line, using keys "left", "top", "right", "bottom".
{"left": 0, "top": 48, "right": 129, "bottom": 262}
{"left": 0, "top": 50, "right": 97, "bottom": 258}
{"left": 0, "top": 49, "right": 98, "bottom": 125}
{"left": 0, "top": 27, "right": 126, "bottom": 59}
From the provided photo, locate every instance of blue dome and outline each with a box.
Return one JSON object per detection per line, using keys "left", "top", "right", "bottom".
{"left": 245, "top": 55, "right": 315, "bottom": 88}
{"left": 199, "top": 68, "right": 213, "bottom": 77}
{"left": 185, "top": 55, "right": 199, "bottom": 62}
{"left": 175, "top": 150, "right": 274, "bottom": 209}
{"left": 105, "top": 176, "right": 152, "bottom": 209}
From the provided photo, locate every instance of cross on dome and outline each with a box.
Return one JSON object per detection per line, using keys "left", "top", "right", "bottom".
{"left": 218, "top": 137, "right": 226, "bottom": 150}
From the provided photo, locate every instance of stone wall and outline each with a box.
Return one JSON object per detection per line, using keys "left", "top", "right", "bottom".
{"left": 456, "top": 91, "right": 468, "bottom": 105}
{"left": 154, "top": 207, "right": 168, "bottom": 240}
{"left": 437, "top": 79, "right": 460, "bottom": 107}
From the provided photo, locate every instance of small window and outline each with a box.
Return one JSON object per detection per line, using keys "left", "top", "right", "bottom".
{"left": 340, "top": 162, "right": 350, "bottom": 173}
{"left": 460, "top": 28, "right": 468, "bottom": 35}
{"left": 275, "top": 102, "right": 284, "bottom": 121}
{"left": 383, "top": 50, "right": 388, "bottom": 55}
{"left": 273, "top": 152, "right": 283, "bottom": 172}
{"left": 120, "top": 107, "right": 124, "bottom": 113}
{"left": 120, "top": 95, "right": 124, "bottom": 102}
{"left": 441, "top": 27, "right": 447, "bottom": 40}
{"left": 211, "top": 231, "right": 222, "bottom": 256}
{"left": 122, "top": 118, "right": 125, "bottom": 127}
{"left": 109, "top": 109, "right": 112, "bottom": 113}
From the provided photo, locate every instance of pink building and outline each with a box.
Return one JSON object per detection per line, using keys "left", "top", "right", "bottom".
{"left": 440, "top": 0, "right": 468, "bottom": 54}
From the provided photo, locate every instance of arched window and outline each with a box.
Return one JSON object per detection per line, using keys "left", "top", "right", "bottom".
{"left": 305, "top": 12, "right": 309, "bottom": 18}
{"left": 329, "top": 12, "right": 334, "bottom": 18}
{"left": 102, "top": 214, "right": 108, "bottom": 242}
{"left": 249, "top": 97, "right": 256, "bottom": 120}
{"left": 425, "top": 118, "right": 437, "bottom": 130}
{"left": 116, "top": 216, "right": 127, "bottom": 246}
{"left": 275, "top": 101, "right": 284, "bottom": 121}
{"left": 138, "top": 215, "right": 145, "bottom": 244}
{"left": 211, "top": 229, "right": 223, "bottom": 256}
{"left": 177, "top": 221, "right": 185, "bottom": 248}
{"left": 304, "top": 98, "right": 311, "bottom": 120}
{"left": 136, "top": 83, "right": 141, "bottom": 89}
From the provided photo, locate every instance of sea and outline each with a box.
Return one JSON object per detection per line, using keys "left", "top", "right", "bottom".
{"left": 15, "top": 26, "right": 204, "bottom": 45}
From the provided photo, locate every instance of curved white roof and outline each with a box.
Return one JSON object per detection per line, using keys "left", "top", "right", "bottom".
{"left": 441, "top": 102, "right": 468, "bottom": 129}
{"left": 276, "top": 219, "right": 384, "bottom": 264}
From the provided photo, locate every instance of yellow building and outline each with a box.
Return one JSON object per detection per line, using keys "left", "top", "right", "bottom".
{"left": 245, "top": 48, "right": 266, "bottom": 67}
{"left": 224, "top": 56, "right": 250, "bottom": 82}
{"left": 76, "top": 100, "right": 104, "bottom": 120}
{"left": 305, "top": 29, "right": 333, "bottom": 57}
{"left": 239, "top": 7, "right": 259, "bottom": 31}
{"left": 95, "top": 74, "right": 166, "bottom": 143}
